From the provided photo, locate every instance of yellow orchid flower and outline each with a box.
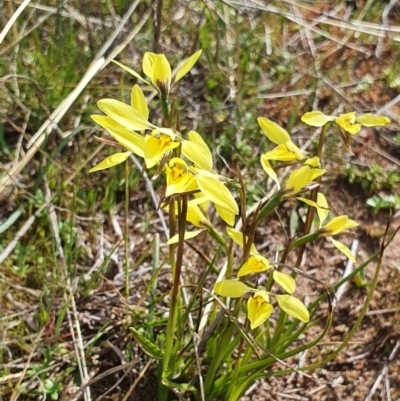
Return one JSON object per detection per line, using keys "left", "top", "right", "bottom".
{"left": 318, "top": 215, "right": 359, "bottom": 262}
{"left": 112, "top": 50, "right": 202, "bottom": 97}
{"left": 258, "top": 117, "right": 304, "bottom": 162}
{"left": 144, "top": 129, "right": 180, "bottom": 168}
{"left": 237, "top": 255, "right": 270, "bottom": 277}
{"left": 320, "top": 215, "right": 358, "bottom": 236}
{"left": 247, "top": 291, "right": 273, "bottom": 329}
{"left": 258, "top": 117, "right": 305, "bottom": 187}
{"left": 164, "top": 159, "right": 238, "bottom": 225}
{"left": 283, "top": 165, "right": 325, "bottom": 198}
{"left": 214, "top": 280, "right": 309, "bottom": 329}
{"left": 165, "top": 158, "right": 198, "bottom": 197}
{"left": 301, "top": 110, "right": 390, "bottom": 135}
{"left": 297, "top": 192, "right": 330, "bottom": 227}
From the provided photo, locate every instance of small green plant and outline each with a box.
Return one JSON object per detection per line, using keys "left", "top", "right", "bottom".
{"left": 345, "top": 163, "right": 400, "bottom": 195}
{"left": 366, "top": 194, "right": 400, "bottom": 215}
{"left": 89, "top": 51, "right": 391, "bottom": 401}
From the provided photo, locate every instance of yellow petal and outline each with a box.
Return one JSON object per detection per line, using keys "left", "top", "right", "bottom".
{"left": 258, "top": 117, "right": 291, "bottom": 145}
{"left": 89, "top": 151, "right": 131, "bottom": 172}
{"left": 112, "top": 60, "right": 149, "bottom": 85}
{"left": 174, "top": 50, "right": 202, "bottom": 84}
{"left": 186, "top": 204, "right": 210, "bottom": 228}
{"left": 167, "top": 230, "right": 205, "bottom": 245}
{"left": 142, "top": 52, "right": 157, "bottom": 80}
{"left": 260, "top": 156, "right": 280, "bottom": 189}
{"left": 336, "top": 112, "right": 361, "bottom": 135}
{"left": 316, "top": 193, "right": 329, "bottom": 226}
{"left": 356, "top": 113, "right": 391, "bottom": 127}
{"left": 301, "top": 111, "right": 335, "bottom": 127}
{"left": 152, "top": 54, "right": 171, "bottom": 93}
{"left": 165, "top": 158, "right": 198, "bottom": 196}
{"left": 97, "top": 99, "right": 153, "bottom": 131}
{"left": 262, "top": 144, "right": 300, "bottom": 162}
{"left": 285, "top": 141, "right": 304, "bottom": 160}
{"left": 214, "top": 280, "right": 250, "bottom": 298}
{"left": 247, "top": 295, "right": 273, "bottom": 329}
{"left": 144, "top": 134, "right": 180, "bottom": 168}
{"left": 181, "top": 131, "right": 213, "bottom": 171}
{"left": 131, "top": 85, "right": 149, "bottom": 120}
{"left": 276, "top": 294, "right": 309, "bottom": 322}
{"left": 304, "top": 157, "right": 320, "bottom": 167}
{"left": 238, "top": 255, "right": 270, "bottom": 277}
{"left": 273, "top": 271, "right": 296, "bottom": 294}
{"left": 226, "top": 227, "right": 258, "bottom": 255}
{"left": 215, "top": 204, "right": 236, "bottom": 226}
{"left": 285, "top": 166, "right": 325, "bottom": 196}
{"left": 106, "top": 126, "right": 145, "bottom": 158}
{"left": 195, "top": 174, "right": 238, "bottom": 215}
{"left": 330, "top": 238, "right": 356, "bottom": 263}
{"left": 322, "top": 215, "right": 358, "bottom": 236}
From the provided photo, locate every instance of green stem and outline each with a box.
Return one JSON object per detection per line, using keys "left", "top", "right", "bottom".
{"left": 160, "top": 94, "right": 170, "bottom": 123}
{"left": 124, "top": 160, "right": 129, "bottom": 299}
{"left": 293, "top": 123, "right": 328, "bottom": 267}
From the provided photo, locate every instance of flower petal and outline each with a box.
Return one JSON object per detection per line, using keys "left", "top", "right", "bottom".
{"left": 97, "top": 99, "right": 153, "bottom": 131}
{"left": 238, "top": 255, "right": 270, "bottom": 277}
{"left": 181, "top": 131, "right": 213, "bottom": 170}
{"left": 322, "top": 215, "right": 358, "bottom": 236}
{"left": 174, "top": 50, "right": 202, "bottom": 84}
{"left": 214, "top": 280, "right": 250, "bottom": 298}
{"left": 112, "top": 60, "right": 149, "bottom": 85}
{"left": 167, "top": 229, "right": 205, "bottom": 245}
{"left": 330, "top": 238, "right": 356, "bottom": 262}
{"left": 226, "top": 227, "right": 258, "bottom": 255}
{"left": 260, "top": 156, "right": 280, "bottom": 188}
{"left": 258, "top": 117, "right": 291, "bottom": 145}
{"left": 131, "top": 85, "right": 149, "bottom": 120}
{"left": 247, "top": 296, "right": 273, "bottom": 329}
{"left": 195, "top": 174, "right": 238, "bottom": 215}
{"left": 215, "top": 204, "right": 236, "bottom": 226}
{"left": 301, "top": 111, "right": 335, "bottom": 127}
{"left": 89, "top": 151, "right": 131, "bottom": 172}
{"left": 276, "top": 294, "right": 309, "bottom": 322}
{"left": 356, "top": 113, "right": 391, "bottom": 127}
{"left": 273, "top": 271, "right": 296, "bottom": 294}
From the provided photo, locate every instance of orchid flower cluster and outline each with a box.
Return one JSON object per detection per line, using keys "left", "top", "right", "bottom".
{"left": 90, "top": 51, "right": 390, "bottom": 368}
{"left": 90, "top": 50, "right": 238, "bottom": 228}
{"left": 212, "top": 111, "right": 390, "bottom": 329}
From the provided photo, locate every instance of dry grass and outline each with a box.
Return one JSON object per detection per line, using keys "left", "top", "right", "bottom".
{"left": 1, "top": 0, "right": 400, "bottom": 400}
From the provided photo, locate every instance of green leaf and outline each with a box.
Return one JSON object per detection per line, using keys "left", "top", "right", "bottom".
{"left": 301, "top": 111, "right": 335, "bottom": 127}
{"left": 276, "top": 294, "right": 309, "bottom": 322}
{"left": 162, "top": 378, "right": 196, "bottom": 393}
{"left": 89, "top": 152, "right": 131, "bottom": 172}
{"left": 130, "top": 327, "right": 164, "bottom": 359}
{"left": 174, "top": 50, "right": 202, "bottom": 84}
{"left": 214, "top": 280, "right": 250, "bottom": 298}
{"left": 273, "top": 271, "right": 296, "bottom": 294}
